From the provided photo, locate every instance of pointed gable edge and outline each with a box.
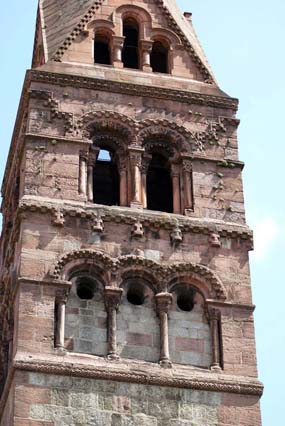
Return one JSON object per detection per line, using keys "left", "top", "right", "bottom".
{"left": 38, "top": 0, "right": 216, "bottom": 84}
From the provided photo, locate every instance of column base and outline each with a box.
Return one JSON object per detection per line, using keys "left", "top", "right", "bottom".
{"left": 55, "top": 346, "right": 66, "bottom": 355}
{"left": 142, "top": 65, "right": 152, "bottom": 72}
{"left": 210, "top": 364, "right": 222, "bottom": 372}
{"left": 113, "top": 61, "right": 124, "bottom": 69}
{"left": 159, "top": 359, "right": 172, "bottom": 369}
{"left": 130, "top": 201, "right": 143, "bottom": 209}
{"left": 184, "top": 208, "right": 194, "bottom": 216}
{"left": 107, "top": 353, "right": 120, "bottom": 361}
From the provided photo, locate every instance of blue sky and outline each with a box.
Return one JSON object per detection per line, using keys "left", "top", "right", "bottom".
{"left": 0, "top": 1, "right": 283, "bottom": 424}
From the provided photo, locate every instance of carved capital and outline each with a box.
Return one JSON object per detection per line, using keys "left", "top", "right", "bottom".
{"left": 139, "top": 39, "right": 153, "bottom": 53}
{"left": 209, "top": 307, "right": 220, "bottom": 321}
{"left": 112, "top": 35, "right": 125, "bottom": 49}
{"left": 56, "top": 288, "right": 69, "bottom": 304}
{"left": 141, "top": 153, "right": 152, "bottom": 174}
{"left": 79, "top": 150, "right": 89, "bottom": 161}
{"left": 155, "top": 292, "right": 173, "bottom": 314}
{"left": 104, "top": 287, "right": 123, "bottom": 310}
{"left": 182, "top": 158, "right": 192, "bottom": 173}
{"left": 171, "top": 163, "right": 180, "bottom": 178}
{"left": 88, "top": 147, "right": 100, "bottom": 166}
{"left": 129, "top": 151, "right": 143, "bottom": 169}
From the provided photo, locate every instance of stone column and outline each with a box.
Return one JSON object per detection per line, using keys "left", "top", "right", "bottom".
{"left": 55, "top": 294, "right": 68, "bottom": 350}
{"left": 79, "top": 150, "right": 88, "bottom": 196}
{"left": 209, "top": 308, "right": 222, "bottom": 370}
{"left": 129, "top": 147, "right": 144, "bottom": 208}
{"left": 155, "top": 292, "right": 173, "bottom": 367}
{"left": 87, "top": 148, "right": 99, "bottom": 202}
{"left": 171, "top": 164, "right": 181, "bottom": 214}
{"left": 104, "top": 287, "right": 123, "bottom": 360}
{"left": 118, "top": 157, "right": 128, "bottom": 207}
{"left": 182, "top": 157, "right": 193, "bottom": 213}
{"left": 112, "top": 36, "right": 125, "bottom": 68}
{"left": 141, "top": 154, "right": 152, "bottom": 208}
{"left": 140, "top": 40, "right": 153, "bottom": 72}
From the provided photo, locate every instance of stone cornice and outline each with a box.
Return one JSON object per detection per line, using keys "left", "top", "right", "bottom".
{"left": 29, "top": 70, "right": 238, "bottom": 111}
{"left": 18, "top": 198, "right": 253, "bottom": 242}
{"left": 13, "top": 354, "right": 264, "bottom": 397}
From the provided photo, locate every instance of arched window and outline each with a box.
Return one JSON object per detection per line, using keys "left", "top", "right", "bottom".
{"left": 122, "top": 18, "right": 139, "bottom": 69}
{"left": 147, "top": 153, "right": 173, "bottom": 213}
{"left": 150, "top": 41, "right": 169, "bottom": 73}
{"left": 94, "top": 33, "right": 111, "bottom": 65}
{"left": 93, "top": 149, "right": 120, "bottom": 206}
{"left": 117, "top": 277, "right": 160, "bottom": 362}
{"left": 64, "top": 272, "right": 107, "bottom": 356}
{"left": 169, "top": 284, "right": 212, "bottom": 368}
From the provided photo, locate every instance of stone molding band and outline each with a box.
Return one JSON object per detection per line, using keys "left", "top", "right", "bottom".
{"left": 13, "top": 358, "right": 264, "bottom": 397}
{"left": 29, "top": 70, "right": 239, "bottom": 111}
{"left": 18, "top": 199, "right": 253, "bottom": 242}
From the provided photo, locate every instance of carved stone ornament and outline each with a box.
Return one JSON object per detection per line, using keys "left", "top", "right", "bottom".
{"left": 132, "top": 221, "right": 144, "bottom": 238}
{"left": 170, "top": 226, "right": 183, "bottom": 244}
{"left": 52, "top": 209, "right": 65, "bottom": 227}
{"left": 209, "top": 232, "right": 221, "bottom": 248}
{"left": 91, "top": 216, "right": 104, "bottom": 233}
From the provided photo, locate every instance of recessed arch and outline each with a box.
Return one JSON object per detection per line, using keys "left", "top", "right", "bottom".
{"left": 167, "top": 263, "right": 227, "bottom": 301}
{"left": 51, "top": 249, "right": 114, "bottom": 283}
{"left": 114, "top": 4, "right": 152, "bottom": 39}
{"left": 78, "top": 110, "right": 136, "bottom": 144}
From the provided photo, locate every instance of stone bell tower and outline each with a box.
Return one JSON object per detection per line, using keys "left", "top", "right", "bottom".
{"left": 0, "top": 0, "right": 263, "bottom": 425}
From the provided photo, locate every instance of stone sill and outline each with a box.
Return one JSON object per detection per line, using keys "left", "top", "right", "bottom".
{"left": 13, "top": 351, "right": 263, "bottom": 397}
{"left": 19, "top": 195, "right": 253, "bottom": 241}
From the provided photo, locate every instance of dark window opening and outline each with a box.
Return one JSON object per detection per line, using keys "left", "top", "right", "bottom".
{"left": 94, "top": 36, "right": 111, "bottom": 65}
{"left": 127, "top": 286, "right": 145, "bottom": 306}
{"left": 93, "top": 149, "right": 120, "bottom": 206}
{"left": 147, "top": 153, "right": 173, "bottom": 213}
{"left": 150, "top": 41, "right": 168, "bottom": 73}
{"left": 176, "top": 287, "right": 196, "bottom": 312}
{"left": 122, "top": 19, "right": 139, "bottom": 69}
{"left": 77, "top": 278, "right": 95, "bottom": 300}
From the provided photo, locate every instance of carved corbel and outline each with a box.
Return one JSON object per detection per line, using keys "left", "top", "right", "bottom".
{"left": 155, "top": 292, "right": 173, "bottom": 367}
{"left": 170, "top": 225, "right": 183, "bottom": 245}
{"left": 52, "top": 209, "right": 65, "bottom": 227}
{"left": 132, "top": 221, "right": 144, "bottom": 238}
{"left": 91, "top": 215, "right": 104, "bottom": 233}
{"left": 209, "top": 232, "right": 221, "bottom": 248}
{"left": 104, "top": 287, "right": 123, "bottom": 360}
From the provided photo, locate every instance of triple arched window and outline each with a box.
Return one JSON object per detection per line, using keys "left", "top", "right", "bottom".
{"left": 93, "top": 17, "right": 170, "bottom": 73}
